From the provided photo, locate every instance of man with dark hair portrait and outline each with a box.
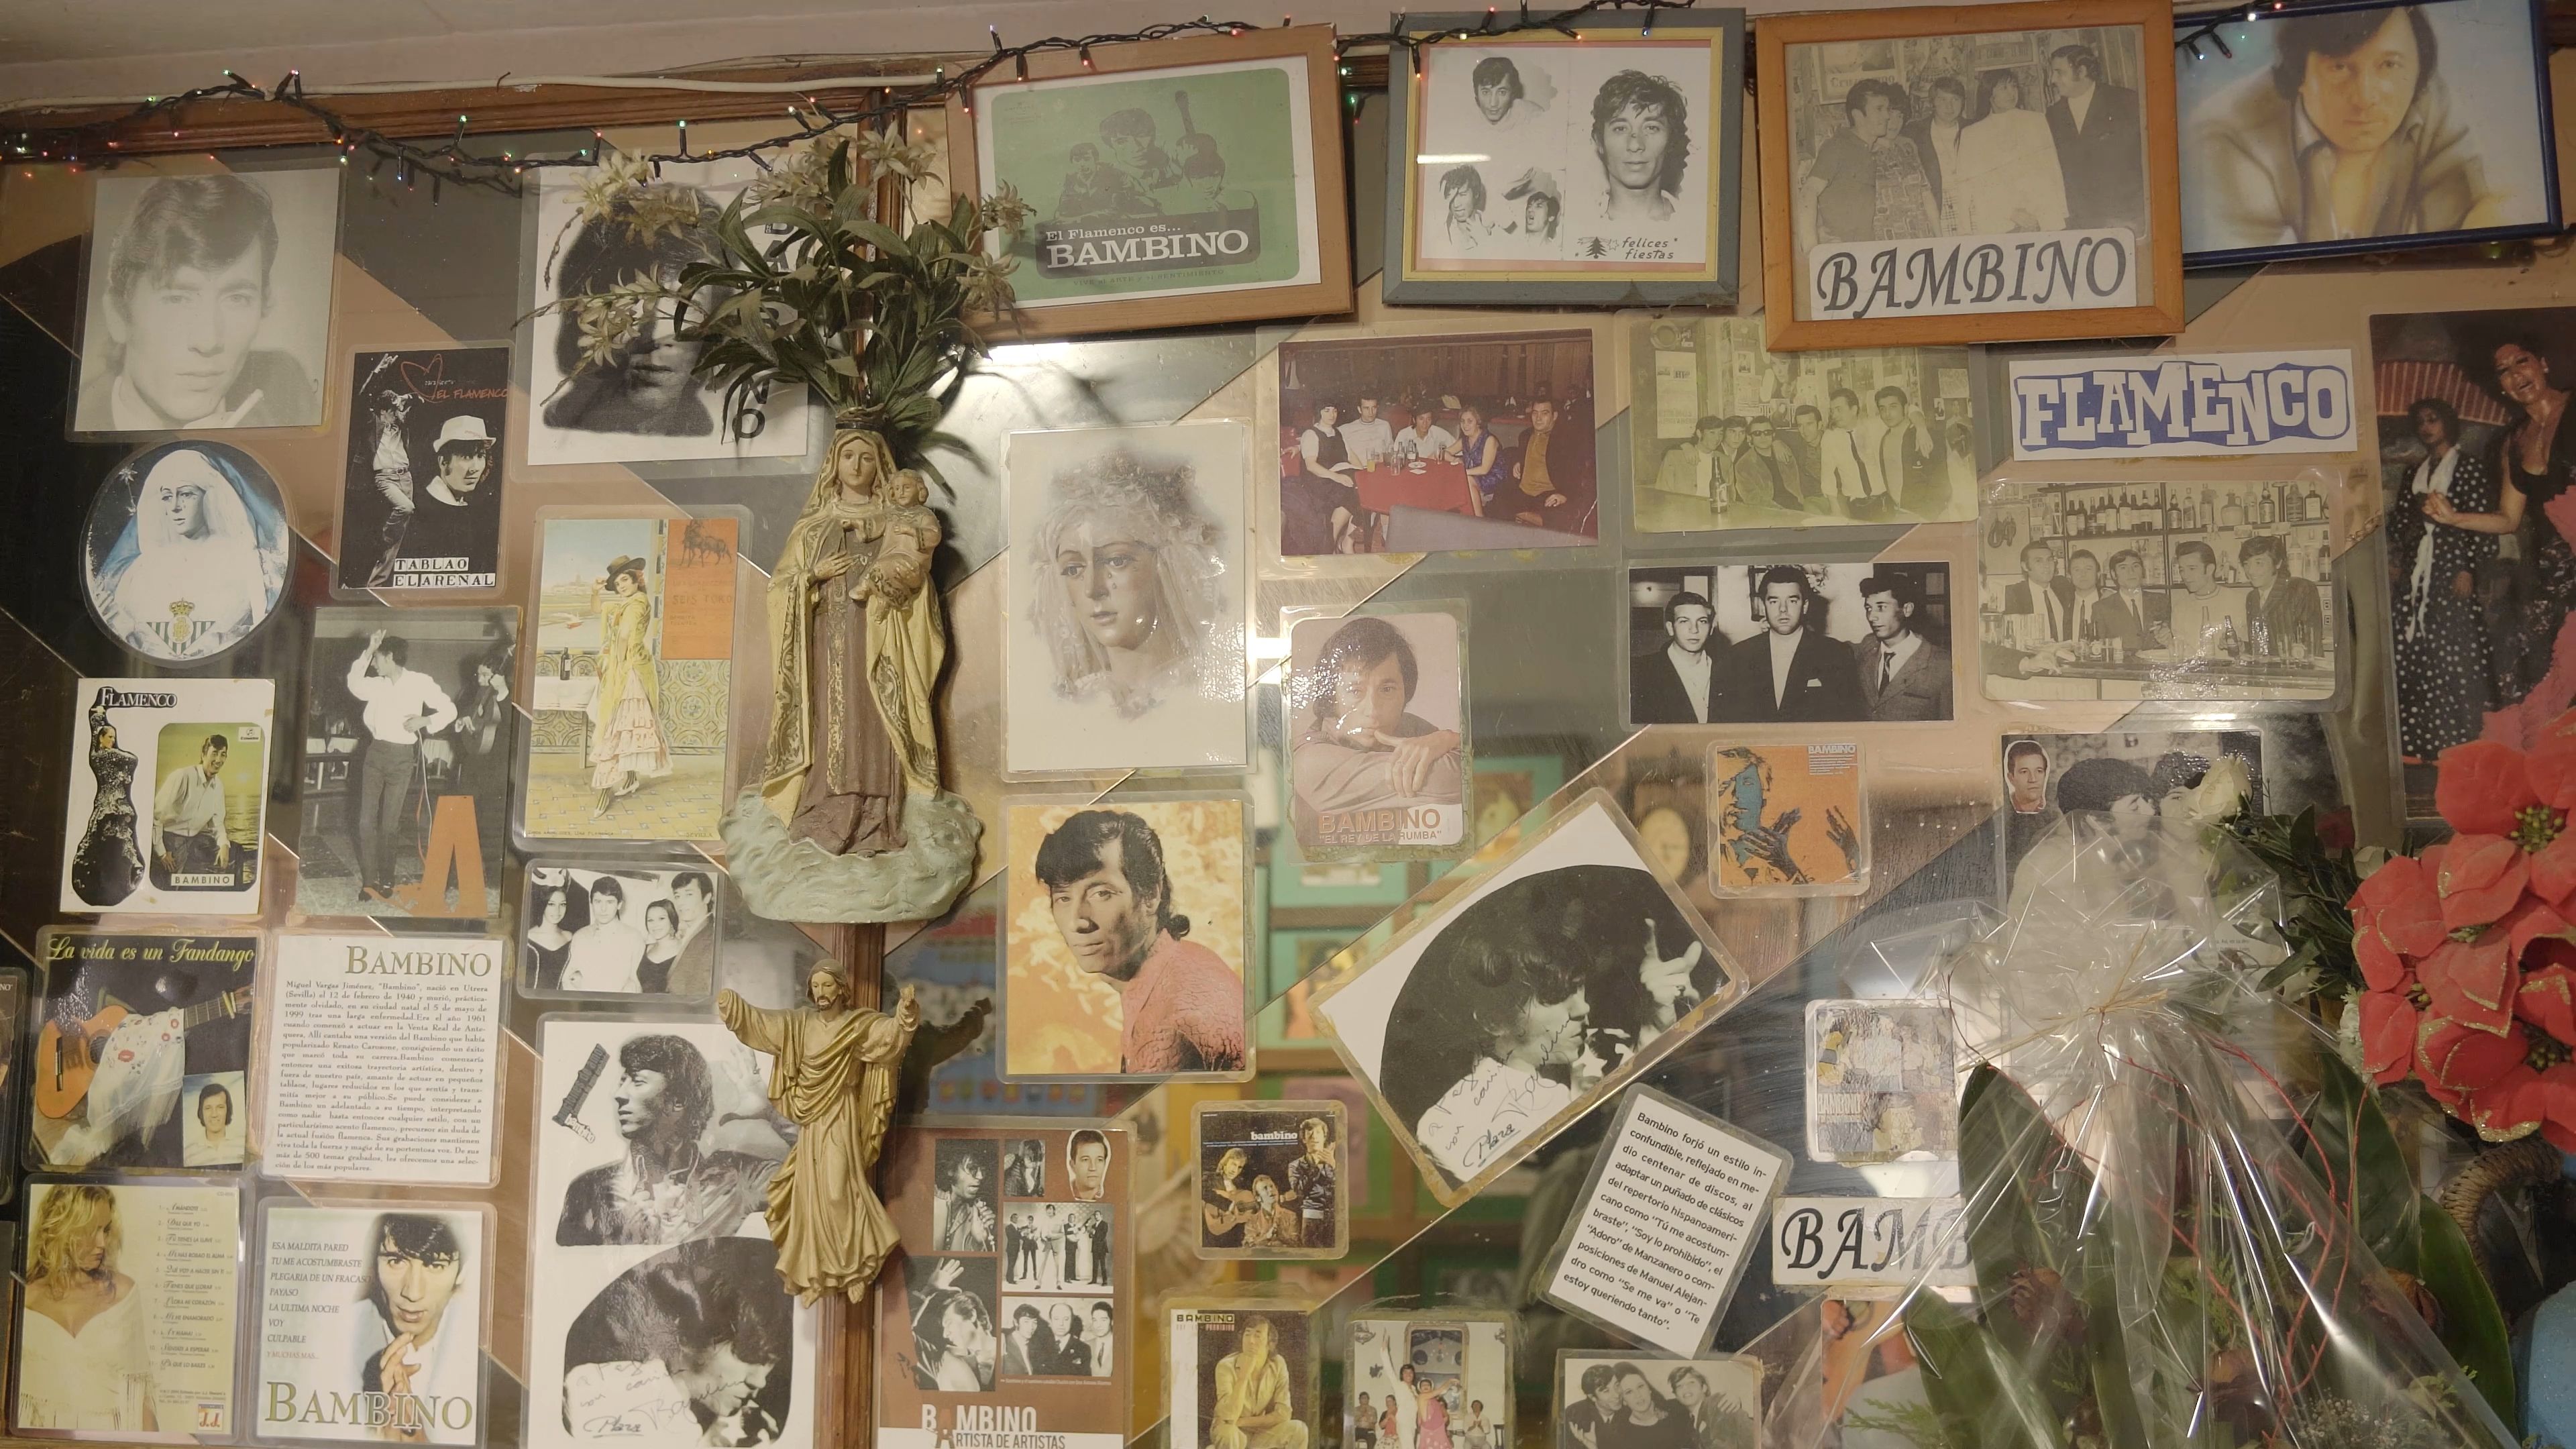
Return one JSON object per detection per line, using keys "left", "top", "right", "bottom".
{"left": 556, "top": 1033, "right": 777, "bottom": 1245}
{"left": 345, "top": 629, "right": 457, "bottom": 906}
{"left": 1902, "top": 75, "right": 1972, "bottom": 229}
{"left": 1099, "top": 107, "right": 1181, "bottom": 195}
{"left": 2005, "top": 542, "right": 2077, "bottom": 642}
{"left": 561, "top": 1237, "right": 791, "bottom": 1446}
{"left": 1069, "top": 1128, "right": 1112, "bottom": 1202}
{"left": 1855, "top": 572, "right": 1953, "bottom": 721}
{"left": 1469, "top": 54, "right": 1542, "bottom": 134}
{"left": 80, "top": 174, "right": 319, "bottom": 430}
{"left": 2190, "top": 4, "right": 2505, "bottom": 251}
{"left": 1559, "top": 1364, "right": 1625, "bottom": 1449}
{"left": 1802, "top": 78, "right": 1898, "bottom": 246}
{"left": 1715, "top": 567, "right": 1865, "bottom": 722}
{"left": 1632, "top": 590, "right": 1718, "bottom": 724}
{"left": 1289, "top": 615, "right": 1463, "bottom": 838}
{"left": 2046, "top": 42, "right": 2147, "bottom": 233}
{"left": 151, "top": 733, "right": 231, "bottom": 882}
{"left": 1588, "top": 70, "right": 1692, "bottom": 228}
{"left": 380, "top": 415, "right": 500, "bottom": 586}
{"left": 358, "top": 1213, "right": 476, "bottom": 1443}
{"left": 2241, "top": 534, "right": 2325, "bottom": 658}
{"left": 1505, "top": 398, "right": 1595, "bottom": 535}
{"left": 666, "top": 869, "right": 718, "bottom": 997}
{"left": 2167, "top": 539, "right": 2249, "bottom": 659}
{"left": 1035, "top": 812, "right": 1244, "bottom": 1074}
{"left": 2094, "top": 548, "right": 2170, "bottom": 650}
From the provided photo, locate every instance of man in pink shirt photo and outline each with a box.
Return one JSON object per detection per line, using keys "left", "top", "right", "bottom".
{"left": 1035, "top": 809, "right": 1245, "bottom": 1075}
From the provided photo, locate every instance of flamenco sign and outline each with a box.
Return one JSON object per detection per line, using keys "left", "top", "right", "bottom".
{"left": 1807, "top": 227, "right": 2136, "bottom": 321}
{"left": 2009, "top": 350, "right": 2358, "bottom": 460}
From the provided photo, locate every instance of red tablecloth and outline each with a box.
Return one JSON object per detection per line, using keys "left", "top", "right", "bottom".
{"left": 1354, "top": 460, "right": 1477, "bottom": 517}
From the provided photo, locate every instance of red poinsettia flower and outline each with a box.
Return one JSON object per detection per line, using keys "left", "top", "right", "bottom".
{"left": 2417, "top": 1018, "right": 2529, "bottom": 1109}
{"left": 2359, "top": 989, "right": 2418, "bottom": 1084}
{"left": 2438, "top": 741, "right": 2542, "bottom": 836}
{"left": 2460, "top": 1061, "right": 2576, "bottom": 1150}
{"left": 2416, "top": 935, "right": 2516, "bottom": 1034}
{"left": 2520, "top": 965, "right": 2576, "bottom": 1043}
{"left": 2351, "top": 855, "right": 2445, "bottom": 985}
{"left": 2439, "top": 835, "right": 2530, "bottom": 929}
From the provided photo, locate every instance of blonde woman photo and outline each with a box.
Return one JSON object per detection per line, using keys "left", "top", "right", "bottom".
{"left": 18, "top": 1185, "right": 153, "bottom": 1434}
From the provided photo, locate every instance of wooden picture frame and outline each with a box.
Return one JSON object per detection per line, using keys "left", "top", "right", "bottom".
{"left": 1381, "top": 10, "right": 1745, "bottom": 306}
{"left": 1754, "top": 0, "right": 2184, "bottom": 351}
{"left": 944, "top": 25, "right": 1354, "bottom": 337}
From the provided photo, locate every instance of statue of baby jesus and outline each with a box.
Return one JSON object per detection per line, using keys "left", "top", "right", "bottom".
{"left": 852, "top": 467, "right": 940, "bottom": 606}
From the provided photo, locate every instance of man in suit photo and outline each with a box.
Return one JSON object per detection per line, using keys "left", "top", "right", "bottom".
{"left": 2047, "top": 42, "right": 2147, "bottom": 234}
{"left": 1855, "top": 572, "right": 1953, "bottom": 721}
{"left": 1715, "top": 566, "right": 1865, "bottom": 722}
{"left": 2092, "top": 548, "right": 2171, "bottom": 650}
{"left": 1631, "top": 590, "right": 1719, "bottom": 724}
{"left": 2004, "top": 542, "right": 2078, "bottom": 644}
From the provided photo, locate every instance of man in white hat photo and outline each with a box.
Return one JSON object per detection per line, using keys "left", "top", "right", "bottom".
{"left": 379, "top": 413, "right": 502, "bottom": 589}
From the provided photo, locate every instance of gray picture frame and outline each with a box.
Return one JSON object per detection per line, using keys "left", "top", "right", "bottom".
{"left": 1381, "top": 10, "right": 1746, "bottom": 307}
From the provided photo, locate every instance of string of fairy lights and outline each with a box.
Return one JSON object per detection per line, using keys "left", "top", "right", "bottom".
{"left": 0, "top": 0, "right": 2357, "bottom": 200}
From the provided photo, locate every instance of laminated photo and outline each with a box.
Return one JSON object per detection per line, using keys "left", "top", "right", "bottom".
{"left": 1709, "top": 743, "right": 1867, "bottom": 893}
{"left": 1553, "top": 1352, "right": 1760, "bottom": 1449}
{"left": 255, "top": 1205, "right": 486, "bottom": 1444}
{"left": 60, "top": 678, "right": 272, "bottom": 916}
{"left": 1345, "top": 1315, "right": 1509, "bottom": 1449}
{"left": 522, "top": 863, "right": 721, "bottom": 997}
{"left": 78, "top": 441, "right": 290, "bottom": 664}
{"left": 1805, "top": 1000, "right": 1958, "bottom": 1164}
{"left": 2006, "top": 350, "right": 2357, "bottom": 459}
{"left": 532, "top": 1019, "right": 783, "bottom": 1248}
{"left": 14, "top": 1179, "right": 241, "bottom": 1440}
{"left": 1005, "top": 423, "right": 1250, "bottom": 774}
{"left": 1195, "top": 1102, "right": 1344, "bottom": 1258}
{"left": 336, "top": 347, "right": 509, "bottom": 592}
{"left": 295, "top": 607, "right": 519, "bottom": 920}
{"left": 31, "top": 930, "right": 257, "bottom": 1174}
{"left": 261, "top": 935, "right": 504, "bottom": 1186}
{"left": 73, "top": 166, "right": 337, "bottom": 433}
{"left": 1001, "top": 795, "right": 1249, "bottom": 1081}
{"left": 1168, "top": 1306, "right": 1314, "bottom": 1449}
{"left": 1287, "top": 612, "right": 1465, "bottom": 853}
{"left": 1821, "top": 1297, "right": 1927, "bottom": 1443}
{"left": 1628, "top": 562, "right": 1955, "bottom": 724}
{"left": 1999, "top": 729, "right": 2263, "bottom": 879}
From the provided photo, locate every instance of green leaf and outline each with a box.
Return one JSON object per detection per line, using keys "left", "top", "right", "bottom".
{"left": 843, "top": 217, "right": 914, "bottom": 260}
{"left": 2306, "top": 1055, "right": 2418, "bottom": 1274}
{"left": 1907, "top": 1293, "right": 2067, "bottom": 1449}
{"left": 2416, "top": 1193, "right": 2518, "bottom": 1435}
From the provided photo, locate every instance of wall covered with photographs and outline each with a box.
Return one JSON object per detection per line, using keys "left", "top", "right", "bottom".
{"left": 0, "top": 5, "right": 2571, "bottom": 1449}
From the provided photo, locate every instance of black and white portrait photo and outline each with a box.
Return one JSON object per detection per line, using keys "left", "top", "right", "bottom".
{"left": 80, "top": 440, "right": 291, "bottom": 663}
{"left": 1004, "top": 1138, "right": 1048, "bottom": 1197}
{"left": 523, "top": 863, "right": 722, "bottom": 997}
{"left": 1998, "top": 729, "right": 2263, "bottom": 877}
{"left": 337, "top": 347, "right": 510, "bottom": 592}
{"left": 73, "top": 166, "right": 337, "bottom": 433}
{"left": 1554, "top": 1353, "right": 1761, "bottom": 1449}
{"left": 999, "top": 1203, "right": 1115, "bottom": 1295}
{"left": 1313, "top": 797, "right": 1733, "bottom": 1200}
{"left": 2179, "top": 0, "right": 2558, "bottom": 263}
{"left": 537, "top": 1020, "right": 787, "bottom": 1249}
{"left": 559, "top": 1237, "right": 795, "bottom": 1448}
{"left": 931, "top": 1138, "right": 1002, "bottom": 1254}
{"left": 527, "top": 151, "right": 810, "bottom": 466}
{"left": 1627, "top": 562, "right": 1955, "bottom": 725}
{"left": 297, "top": 607, "right": 518, "bottom": 920}
{"left": 903, "top": 1256, "right": 999, "bottom": 1393}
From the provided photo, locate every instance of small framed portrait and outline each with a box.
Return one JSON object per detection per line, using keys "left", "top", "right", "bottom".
{"left": 80, "top": 440, "right": 291, "bottom": 664}
{"left": 1270, "top": 327, "right": 1601, "bottom": 555}
{"left": 1004, "top": 423, "right": 1250, "bottom": 775}
{"left": 72, "top": 164, "right": 337, "bottom": 434}
{"left": 59, "top": 678, "right": 274, "bottom": 916}
{"left": 2178, "top": 0, "right": 2559, "bottom": 266}
{"left": 1194, "top": 1101, "right": 1346, "bottom": 1259}
{"left": 947, "top": 25, "right": 1353, "bottom": 337}
{"left": 1168, "top": 1303, "right": 1318, "bottom": 1449}
{"left": 1000, "top": 794, "right": 1252, "bottom": 1081}
{"left": 254, "top": 1203, "right": 492, "bottom": 1445}
{"left": 1554, "top": 1350, "right": 1762, "bottom": 1449}
{"left": 1383, "top": 11, "right": 1744, "bottom": 306}
{"left": 15, "top": 1179, "right": 243, "bottom": 1440}
{"left": 30, "top": 930, "right": 258, "bottom": 1175}
{"left": 1627, "top": 562, "right": 1956, "bottom": 725}
{"left": 1287, "top": 608, "right": 1468, "bottom": 857}
{"left": 1346, "top": 1313, "right": 1511, "bottom": 1449}
{"left": 335, "top": 347, "right": 510, "bottom": 593}
{"left": 520, "top": 861, "right": 722, "bottom": 998}
{"left": 1999, "top": 729, "right": 2263, "bottom": 881}
{"left": 1709, "top": 742, "right": 1870, "bottom": 895}
{"left": 1755, "top": 0, "right": 2184, "bottom": 350}
{"left": 1311, "top": 792, "right": 1741, "bottom": 1204}
{"left": 1629, "top": 313, "right": 1985, "bottom": 535}
{"left": 1806, "top": 1000, "right": 1959, "bottom": 1163}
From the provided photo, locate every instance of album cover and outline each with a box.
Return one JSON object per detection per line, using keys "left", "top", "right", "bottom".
{"left": 1195, "top": 1102, "right": 1345, "bottom": 1258}
{"left": 13, "top": 1178, "right": 241, "bottom": 1440}
{"left": 1709, "top": 742, "right": 1868, "bottom": 894}
{"left": 1805, "top": 1000, "right": 1958, "bottom": 1164}
{"left": 1167, "top": 1305, "right": 1316, "bottom": 1449}
{"left": 79, "top": 441, "right": 292, "bottom": 664}
{"left": 30, "top": 930, "right": 257, "bottom": 1175}
{"left": 336, "top": 347, "right": 511, "bottom": 592}
{"left": 1286, "top": 611, "right": 1466, "bottom": 854}
{"left": 522, "top": 862, "right": 721, "bottom": 998}
{"left": 297, "top": 607, "right": 519, "bottom": 920}
{"left": 255, "top": 1204, "right": 488, "bottom": 1444}
{"left": 1346, "top": 1314, "right": 1510, "bottom": 1449}
{"left": 262, "top": 935, "right": 504, "bottom": 1186}
{"left": 60, "top": 678, "right": 273, "bottom": 915}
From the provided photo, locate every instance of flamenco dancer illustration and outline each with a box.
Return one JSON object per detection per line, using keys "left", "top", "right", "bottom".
{"left": 70, "top": 688, "right": 144, "bottom": 907}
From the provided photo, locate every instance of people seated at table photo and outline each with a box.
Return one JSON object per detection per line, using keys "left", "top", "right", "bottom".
{"left": 1393, "top": 410, "right": 1459, "bottom": 464}
{"left": 1458, "top": 405, "right": 1507, "bottom": 502}
{"left": 1285, "top": 402, "right": 1362, "bottom": 555}
{"left": 1501, "top": 398, "right": 1595, "bottom": 535}
{"left": 1340, "top": 395, "right": 1394, "bottom": 472}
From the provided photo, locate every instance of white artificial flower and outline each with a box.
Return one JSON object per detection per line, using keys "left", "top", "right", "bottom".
{"left": 2176, "top": 755, "right": 2253, "bottom": 828}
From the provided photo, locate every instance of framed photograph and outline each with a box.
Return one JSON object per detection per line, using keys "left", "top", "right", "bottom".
{"left": 80, "top": 440, "right": 291, "bottom": 663}
{"left": 1194, "top": 1101, "right": 1345, "bottom": 1258}
{"left": 1755, "top": 0, "right": 2184, "bottom": 349}
{"left": 1627, "top": 561, "right": 1956, "bottom": 724}
{"left": 1272, "top": 328, "right": 1600, "bottom": 555}
{"left": 1978, "top": 478, "right": 2338, "bottom": 703}
{"left": 60, "top": 678, "right": 273, "bottom": 916}
{"left": 1287, "top": 608, "right": 1468, "bottom": 856}
{"left": 1004, "top": 424, "right": 1250, "bottom": 775}
{"left": 2373, "top": 306, "right": 2576, "bottom": 812}
{"left": 30, "top": 929, "right": 257, "bottom": 1175}
{"left": 1709, "top": 742, "right": 1870, "bottom": 894}
{"left": 1553, "top": 1349, "right": 1761, "bottom": 1449}
{"left": 523, "top": 513, "right": 743, "bottom": 844}
{"left": 14, "top": 1178, "right": 243, "bottom": 1440}
{"left": 2178, "top": 0, "right": 2559, "bottom": 266}
{"left": 335, "top": 347, "right": 509, "bottom": 593}
{"left": 1345, "top": 1313, "right": 1511, "bottom": 1449}
{"left": 947, "top": 25, "right": 1353, "bottom": 337}
{"left": 999, "top": 793, "right": 1251, "bottom": 1081}
{"left": 2000, "top": 728, "right": 2263, "bottom": 880}
{"left": 1382, "top": 12, "right": 1744, "bottom": 306}
{"left": 1629, "top": 314, "right": 1982, "bottom": 535}
{"left": 1167, "top": 1303, "right": 1317, "bottom": 1449}
{"left": 253, "top": 1202, "right": 490, "bottom": 1444}
{"left": 1311, "top": 792, "right": 1741, "bottom": 1204}
{"left": 1805, "top": 1000, "right": 1958, "bottom": 1163}
{"left": 73, "top": 165, "right": 337, "bottom": 433}
{"left": 521, "top": 861, "right": 722, "bottom": 998}
{"left": 296, "top": 607, "right": 519, "bottom": 920}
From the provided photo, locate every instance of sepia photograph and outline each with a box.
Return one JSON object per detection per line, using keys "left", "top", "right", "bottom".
{"left": 1006, "top": 423, "right": 1250, "bottom": 775}
{"left": 15, "top": 1181, "right": 242, "bottom": 1440}
{"left": 553, "top": 1236, "right": 797, "bottom": 1448}
{"left": 1710, "top": 743, "right": 1868, "bottom": 894}
{"left": 1978, "top": 477, "right": 2337, "bottom": 703}
{"left": 1999, "top": 729, "right": 2263, "bottom": 878}
{"left": 1001, "top": 794, "right": 1250, "bottom": 1081}
{"left": 255, "top": 1205, "right": 486, "bottom": 1445}
{"left": 60, "top": 678, "right": 272, "bottom": 916}
{"left": 525, "top": 515, "right": 741, "bottom": 842}
{"left": 1169, "top": 1307, "right": 1314, "bottom": 1449}
{"left": 335, "top": 347, "right": 509, "bottom": 592}
{"left": 527, "top": 152, "right": 810, "bottom": 466}
{"left": 534, "top": 1020, "right": 786, "bottom": 1248}
{"left": 30, "top": 929, "right": 257, "bottom": 1174}
{"left": 79, "top": 441, "right": 292, "bottom": 664}
{"left": 1287, "top": 611, "right": 1466, "bottom": 855}
{"left": 1274, "top": 329, "right": 1598, "bottom": 554}
{"left": 998, "top": 1296, "right": 1119, "bottom": 1379}
{"left": 1313, "top": 794, "right": 1735, "bottom": 1201}
{"left": 1631, "top": 315, "right": 1980, "bottom": 533}
{"left": 1806, "top": 1000, "right": 1958, "bottom": 1163}
{"left": 1554, "top": 1352, "right": 1760, "bottom": 1449}
{"left": 1195, "top": 1102, "right": 1344, "bottom": 1258}
{"left": 297, "top": 608, "right": 518, "bottom": 921}
{"left": 1628, "top": 562, "right": 1955, "bottom": 724}
{"left": 521, "top": 862, "right": 720, "bottom": 997}
{"left": 1346, "top": 1316, "right": 1510, "bottom": 1449}
{"left": 74, "top": 166, "right": 337, "bottom": 433}
{"left": 2179, "top": 0, "right": 2558, "bottom": 264}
